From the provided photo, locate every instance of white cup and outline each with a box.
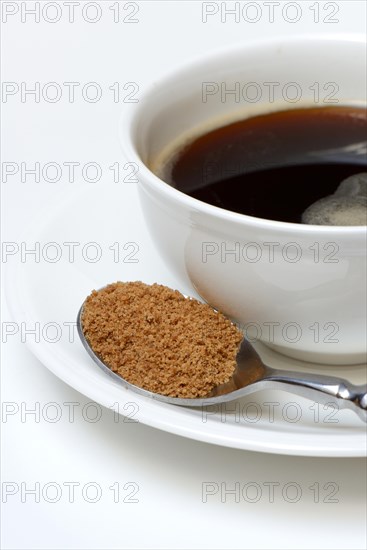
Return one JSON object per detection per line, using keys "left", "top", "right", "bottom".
{"left": 120, "top": 35, "right": 367, "bottom": 365}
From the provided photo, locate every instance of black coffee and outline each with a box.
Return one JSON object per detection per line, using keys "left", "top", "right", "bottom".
{"left": 161, "top": 107, "right": 367, "bottom": 223}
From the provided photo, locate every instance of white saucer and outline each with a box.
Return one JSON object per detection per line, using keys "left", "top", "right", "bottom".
{"left": 5, "top": 182, "right": 367, "bottom": 456}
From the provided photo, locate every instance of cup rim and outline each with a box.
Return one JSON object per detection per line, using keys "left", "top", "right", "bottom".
{"left": 119, "top": 33, "right": 367, "bottom": 234}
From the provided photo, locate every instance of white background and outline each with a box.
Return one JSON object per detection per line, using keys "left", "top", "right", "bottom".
{"left": 1, "top": 1, "right": 367, "bottom": 549}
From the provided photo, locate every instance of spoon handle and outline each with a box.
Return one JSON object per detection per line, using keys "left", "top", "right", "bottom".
{"left": 263, "top": 368, "right": 367, "bottom": 422}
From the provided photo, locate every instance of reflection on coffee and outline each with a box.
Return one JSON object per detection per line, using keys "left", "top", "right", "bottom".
{"left": 158, "top": 107, "right": 367, "bottom": 225}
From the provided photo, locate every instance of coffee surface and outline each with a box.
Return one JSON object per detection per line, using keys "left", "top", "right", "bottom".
{"left": 163, "top": 107, "right": 367, "bottom": 223}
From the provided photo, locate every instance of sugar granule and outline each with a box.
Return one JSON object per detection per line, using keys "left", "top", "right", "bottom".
{"left": 81, "top": 281, "right": 243, "bottom": 398}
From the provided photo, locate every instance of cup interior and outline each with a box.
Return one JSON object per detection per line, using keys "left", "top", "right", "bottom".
{"left": 129, "top": 35, "right": 366, "bottom": 183}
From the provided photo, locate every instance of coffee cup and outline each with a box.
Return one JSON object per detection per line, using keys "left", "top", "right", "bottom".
{"left": 120, "top": 35, "right": 366, "bottom": 365}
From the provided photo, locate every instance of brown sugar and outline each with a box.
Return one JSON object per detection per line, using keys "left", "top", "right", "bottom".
{"left": 81, "top": 281, "right": 243, "bottom": 398}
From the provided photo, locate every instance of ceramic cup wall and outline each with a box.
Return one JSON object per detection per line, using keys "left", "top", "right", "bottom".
{"left": 120, "top": 35, "right": 367, "bottom": 364}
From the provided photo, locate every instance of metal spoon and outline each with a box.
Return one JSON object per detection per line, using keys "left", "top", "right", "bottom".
{"left": 77, "top": 304, "right": 367, "bottom": 422}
